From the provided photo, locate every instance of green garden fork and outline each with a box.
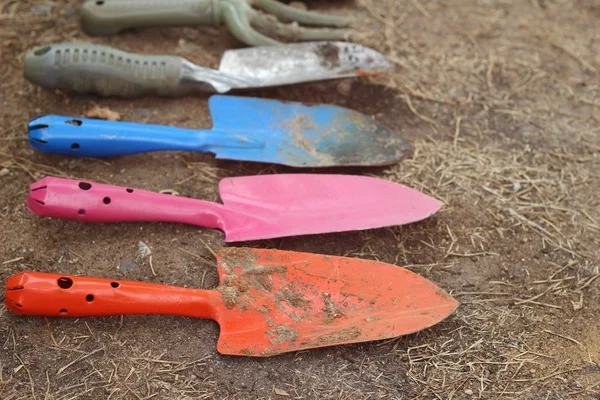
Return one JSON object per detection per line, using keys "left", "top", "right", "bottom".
{"left": 80, "top": 0, "right": 353, "bottom": 47}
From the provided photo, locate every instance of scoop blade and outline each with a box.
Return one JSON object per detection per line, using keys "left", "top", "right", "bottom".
{"left": 214, "top": 247, "right": 459, "bottom": 356}
{"left": 218, "top": 174, "right": 443, "bottom": 242}
{"left": 218, "top": 41, "right": 393, "bottom": 88}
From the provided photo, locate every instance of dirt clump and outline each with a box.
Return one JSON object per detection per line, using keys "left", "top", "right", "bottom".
{"left": 315, "top": 42, "right": 341, "bottom": 67}
{"left": 307, "top": 326, "right": 362, "bottom": 347}
{"left": 266, "top": 325, "right": 299, "bottom": 345}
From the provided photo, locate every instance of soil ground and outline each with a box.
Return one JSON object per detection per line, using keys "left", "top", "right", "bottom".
{"left": 1, "top": 0, "right": 599, "bottom": 399}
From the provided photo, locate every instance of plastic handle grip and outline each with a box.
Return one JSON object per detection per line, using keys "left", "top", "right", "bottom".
{"left": 23, "top": 42, "right": 185, "bottom": 97}
{"left": 5, "top": 272, "right": 218, "bottom": 319}
{"left": 79, "top": 0, "right": 220, "bottom": 36}
{"left": 27, "top": 115, "right": 265, "bottom": 158}
{"left": 25, "top": 176, "right": 229, "bottom": 229}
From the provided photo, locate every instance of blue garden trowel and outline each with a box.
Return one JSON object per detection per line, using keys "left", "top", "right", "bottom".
{"left": 28, "top": 95, "right": 412, "bottom": 168}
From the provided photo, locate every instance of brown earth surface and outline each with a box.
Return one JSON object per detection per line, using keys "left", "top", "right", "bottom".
{"left": 1, "top": 0, "right": 599, "bottom": 399}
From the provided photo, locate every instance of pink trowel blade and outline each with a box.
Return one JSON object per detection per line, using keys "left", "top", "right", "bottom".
{"left": 26, "top": 175, "right": 443, "bottom": 242}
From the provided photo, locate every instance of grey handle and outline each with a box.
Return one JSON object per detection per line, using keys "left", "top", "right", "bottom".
{"left": 23, "top": 43, "right": 187, "bottom": 98}
{"left": 79, "top": 0, "right": 220, "bottom": 36}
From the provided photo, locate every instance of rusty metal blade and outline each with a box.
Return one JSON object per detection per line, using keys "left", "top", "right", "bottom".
{"left": 219, "top": 41, "right": 393, "bottom": 88}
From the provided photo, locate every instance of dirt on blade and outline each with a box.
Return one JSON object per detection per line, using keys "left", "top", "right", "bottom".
{"left": 1, "top": 0, "right": 599, "bottom": 399}
{"left": 315, "top": 42, "right": 341, "bottom": 68}
{"left": 307, "top": 326, "right": 362, "bottom": 347}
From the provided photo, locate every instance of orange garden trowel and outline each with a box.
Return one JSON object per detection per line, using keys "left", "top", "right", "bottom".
{"left": 5, "top": 248, "right": 458, "bottom": 357}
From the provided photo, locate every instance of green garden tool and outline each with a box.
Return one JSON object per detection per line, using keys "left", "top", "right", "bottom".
{"left": 80, "top": 0, "right": 353, "bottom": 47}
{"left": 24, "top": 41, "right": 390, "bottom": 96}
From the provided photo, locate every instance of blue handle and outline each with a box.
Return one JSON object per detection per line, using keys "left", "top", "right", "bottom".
{"left": 28, "top": 115, "right": 264, "bottom": 158}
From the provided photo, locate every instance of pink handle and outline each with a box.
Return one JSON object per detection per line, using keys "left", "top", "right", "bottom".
{"left": 26, "top": 176, "right": 228, "bottom": 228}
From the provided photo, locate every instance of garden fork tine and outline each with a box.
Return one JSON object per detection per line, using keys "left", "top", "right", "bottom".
{"left": 80, "top": 0, "right": 353, "bottom": 47}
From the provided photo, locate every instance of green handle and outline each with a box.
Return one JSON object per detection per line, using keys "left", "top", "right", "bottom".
{"left": 79, "top": 0, "right": 220, "bottom": 36}
{"left": 23, "top": 43, "right": 186, "bottom": 98}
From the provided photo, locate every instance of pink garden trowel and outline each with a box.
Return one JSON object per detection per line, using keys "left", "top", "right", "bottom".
{"left": 26, "top": 175, "right": 442, "bottom": 242}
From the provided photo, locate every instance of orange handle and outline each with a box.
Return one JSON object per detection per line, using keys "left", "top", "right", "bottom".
{"left": 5, "top": 272, "right": 219, "bottom": 319}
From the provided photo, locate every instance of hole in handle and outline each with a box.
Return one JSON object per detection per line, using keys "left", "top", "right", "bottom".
{"left": 57, "top": 277, "right": 73, "bottom": 289}
{"left": 29, "top": 124, "right": 50, "bottom": 130}
{"left": 78, "top": 209, "right": 86, "bottom": 215}
{"left": 65, "top": 120, "right": 82, "bottom": 126}
{"left": 78, "top": 182, "right": 92, "bottom": 190}
{"left": 33, "top": 46, "right": 51, "bottom": 56}
{"left": 111, "top": 282, "right": 120, "bottom": 288}
{"left": 103, "top": 197, "right": 111, "bottom": 205}
{"left": 71, "top": 143, "right": 80, "bottom": 150}
{"left": 96, "top": 0, "right": 105, "bottom": 4}
{"left": 86, "top": 294, "right": 94, "bottom": 302}
{"left": 59, "top": 309, "right": 68, "bottom": 313}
